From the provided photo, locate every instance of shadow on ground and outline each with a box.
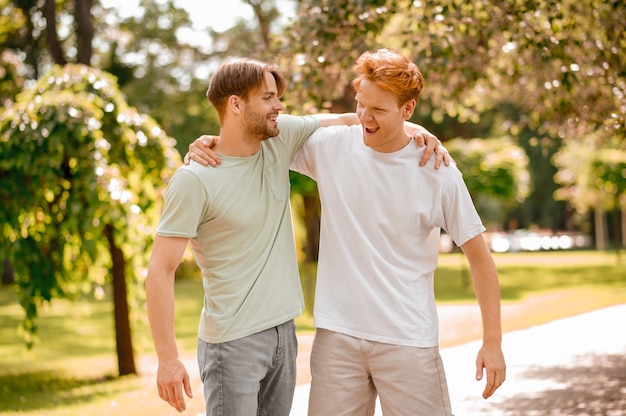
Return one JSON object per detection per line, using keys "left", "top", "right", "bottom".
{"left": 496, "top": 352, "right": 626, "bottom": 415}
{"left": 0, "top": 369, "right": 138, "bottom": 412}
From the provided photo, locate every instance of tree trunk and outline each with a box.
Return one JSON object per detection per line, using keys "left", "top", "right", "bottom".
{"left": 622, "top": 208, "right": 626, "bottom": 248}
{"left": 302, "top": 194, "right": 321, "bottom": 262}
{"left": 74, "top": 0, "right": 94, "bottom": 65}
{"left": 42, "top": 0, "right": 67, "bottom": 65}
{"left": 15, "top": 0, "right": 42, "bottom": 78}
{"left": 2, "top": 259, "right": 15, "bottom": 285}
{"left": 104, "top": 224, "right": 137, "bottom": 376}
{"left": 594, "top": 206, "right": 606, "bottom": 251}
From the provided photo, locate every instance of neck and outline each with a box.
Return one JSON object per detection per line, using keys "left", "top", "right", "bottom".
{"left": 213, "top": 131, "right": 263, "bottom": 157}
{"left": 365, "top": 133, "right": 411, "bottom": 153}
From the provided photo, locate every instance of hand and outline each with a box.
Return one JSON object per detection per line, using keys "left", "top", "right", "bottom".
{"left": 475, "top": 343, "right": 506, "bottom": 399}
{"left": 183, "top": 135, "right": 221, "bottom": 167}
{"left": 411, "top": 130, "right": 453, "bottom": 169}
{"left": 156, "top": 358, "right": 193, "bottom": 412}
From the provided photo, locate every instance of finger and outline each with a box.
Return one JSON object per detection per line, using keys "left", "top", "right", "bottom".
{"left": 172, "top": 384, "right": 187, "bottom": 412}
{"left": 201, "top": 135, "right": 214, "bottom": 147}
{"left": 482, "top": 370, "right": 496, "bottom": 399}
{"left": 190, "top": 152, "right": 209, "bottom": 167}
{"left": 183, "top": 372, "right": 193, "bottom": 398}
{"left": 208, "top": 152, "right": 221, "bottom": 166}
{"left": 484, "top": 367, "right": 507, "bottom": 399}
{"left": 433, "top": 146, "right": 443, "bottom": 170}
{"left": 439, "top": 144, "right": 452, "bottom": 166}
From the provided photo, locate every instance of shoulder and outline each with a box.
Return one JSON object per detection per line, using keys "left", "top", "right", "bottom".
{"left": 307, "top": 124, "right": 361, "bottom": 145}
{"left": 277, "top": 114, "right": 319, "bottom": 132}
{"left": 412, "top": 150, "right": 464, "bottom": 184}
{"left": 167, "top": 162, "right": 217, "bottom": 188}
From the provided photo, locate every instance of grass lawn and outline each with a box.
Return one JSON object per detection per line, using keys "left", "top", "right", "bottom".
{"left": 0, "top": 250, "right": 624, "bottom": 415}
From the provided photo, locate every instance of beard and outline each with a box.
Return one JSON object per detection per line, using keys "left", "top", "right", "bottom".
{"left": 243, "top": 109, "right": 280, "bottom": 141}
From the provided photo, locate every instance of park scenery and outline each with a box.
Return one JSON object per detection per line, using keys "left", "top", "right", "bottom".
{"left": 1, "top": 251, "right": 625, "bottom": 415}
{"left": 1, "top": 0, "right": 625, "bottom": 415}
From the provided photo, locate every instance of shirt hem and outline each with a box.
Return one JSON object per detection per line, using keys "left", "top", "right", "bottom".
{"left": 315, "top": 322, "right": 439, "bottom": 348}
{"left": 198, "top": 309, "right": 302, "bottom": 344}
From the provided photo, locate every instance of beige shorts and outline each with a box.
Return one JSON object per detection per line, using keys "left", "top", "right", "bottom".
{"left": 308, "top": 329, "right": 453, "bottom": 416}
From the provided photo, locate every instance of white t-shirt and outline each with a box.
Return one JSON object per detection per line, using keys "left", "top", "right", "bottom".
{"left": 157, "top": 114, "right": 319, "bottom": 343}
{"left": 290, "top": 124, "right": 486, "bottom": 347}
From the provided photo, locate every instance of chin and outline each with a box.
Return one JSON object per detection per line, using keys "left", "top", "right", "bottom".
{"left": 268, "top": 127, "right": 280, "bottom": 137}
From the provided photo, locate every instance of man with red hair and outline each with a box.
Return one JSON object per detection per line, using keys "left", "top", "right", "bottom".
{"left": 290, "top": 49, "right": 506, "bottom": 415}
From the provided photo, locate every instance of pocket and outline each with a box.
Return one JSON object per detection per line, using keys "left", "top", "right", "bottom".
{"left": 197, "top": 338, "right": 208, "bottom": 383}
{"left": 264, "top": 157, "right": 289, "bottom": 201}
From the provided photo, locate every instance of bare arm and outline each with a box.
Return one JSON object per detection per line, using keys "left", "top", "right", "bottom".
{"left": 146, "top": 235, "right": 192, "bottom": 412}
{"left": 182, "top": 114, "right": 360, "bottom": 167}
{"left": 403, "top": 121, "right": 452, "bottom": 168}
{"left": 313, "top": 114, "right": 452, "bottom": 166}
{"left": 313, "top": 112, "right": 360, "bottom": 127}
{"left": 460, "top": 234, "right": 506, "bottom": 399}
{"left": 184, "top": 115, "right": 452, "bottom": 168}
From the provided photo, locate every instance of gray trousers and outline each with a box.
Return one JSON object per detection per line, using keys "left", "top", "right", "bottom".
{"left": 197, "top": 320, "right": 298, "bottom": 416}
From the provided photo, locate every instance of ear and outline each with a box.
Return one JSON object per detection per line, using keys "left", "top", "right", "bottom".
{"left": 403, "top": 99, "right": 416, "bottom": 120}
{"left": 228, "top": 95, "right": 242, "bottom": 114}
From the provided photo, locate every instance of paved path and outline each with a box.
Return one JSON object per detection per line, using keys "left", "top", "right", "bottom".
{"left": 290, "top": 304, "right": 626, "bottom": 415}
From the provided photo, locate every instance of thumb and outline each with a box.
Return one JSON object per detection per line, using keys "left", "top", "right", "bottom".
{"left": 476, "top": 364, "right": 484, "bottom": 381}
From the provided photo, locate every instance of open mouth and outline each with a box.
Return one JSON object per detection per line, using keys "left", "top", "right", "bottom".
{"left": 364, "top": 126, "right": 379, "bottom": 134}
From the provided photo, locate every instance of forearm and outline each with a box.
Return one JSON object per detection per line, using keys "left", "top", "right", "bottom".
{"left": 403, "top": 120, "right": 431, "bottom": 135}
{"left": 462, "top": 236, "right": 503, "bottom": 344}
{"left": 313, "top": 112, "right": 359, "bottom": 127}
{"left": 473, "top": 264, "right": 502, "bottom": 344}
{"left": 146, "top": 235, "right": 188, "bottom": 362}
{"left": 146, "top": 269, "right": 180, "bottom": 361}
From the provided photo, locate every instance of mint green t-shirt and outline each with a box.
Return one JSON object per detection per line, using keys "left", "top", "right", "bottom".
{"left": 157, "top": 114, "right": 319, "bottom": 343}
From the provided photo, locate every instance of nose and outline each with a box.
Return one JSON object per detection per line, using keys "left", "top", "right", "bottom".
{"left": 359, "top": 108, "right": 373, "bottom": 122}
{"left": 274, "top": 98, "right": 285, "bottom": 111}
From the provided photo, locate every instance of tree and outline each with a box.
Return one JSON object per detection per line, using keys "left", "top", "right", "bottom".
{"left": 0, "top": 64, "right": 180, "bottom": 375}
{"left": 95, "top": 0, "right": 222, "bottom": 155}
{"left": 446, "top": 137, "right": 530, "bottom": 227}
{"left": 281, "top": 0, "right": 625, "bottom": 248}
{"left": 554, "top": 132, "right": 626, "bottom": 250}
{"left": 0, "top": 0, "right": 294, "bottom": 374}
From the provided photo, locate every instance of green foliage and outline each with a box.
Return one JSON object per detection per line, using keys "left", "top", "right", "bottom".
{"left": 446, "top": 137, "right": 530, "bottom": 225}
{"left": 289, "top": 170, "right": 318, "bottom": 196}
{"left": 96, "top": 0, "right": 222, "bottom": 156}
{"left": 281, "top": 0, "right": 400, "bottom": 113}
{"left": 0, "top": 50, "right": 25, "bottom": 107}
{"left": 554, "top": 132, "right": 626, "bottom": 213}
{"left": 0, "top": 64, "right": 181, "bottom": 346}
{"left": 284, "top": 0, "right": 625, "bottom": 232}
{"left": 284, "top": 0, "right": 625, "bottom": 141}
{"left": 446, "top": 137, "right": 530, "bottom": 203}
{"left": 593, "top": 154, "right": 626, "bottom": 210}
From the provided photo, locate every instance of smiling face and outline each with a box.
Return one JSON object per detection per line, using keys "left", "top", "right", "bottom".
{"left": 355, "top": 79, "right": 415, "bottom": 153}
{"left": 351, "top": 49, "right": 423, "bottom": 153}
{"left": 242, "top": 71, "right": 285, "bottom": 141}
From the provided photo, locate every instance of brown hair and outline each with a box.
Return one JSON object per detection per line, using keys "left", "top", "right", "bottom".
{"left": 206, "top": 59, "right": 287, "bottom": 117}
{"left": 352, "top": 49, "right": 424, "bottom": 106}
